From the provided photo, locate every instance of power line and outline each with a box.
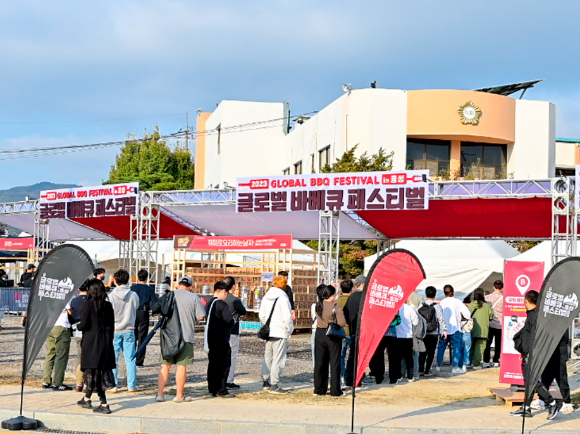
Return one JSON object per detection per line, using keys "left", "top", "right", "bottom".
{"left": 0, "top": 113, "right": 187, "bottom": 125}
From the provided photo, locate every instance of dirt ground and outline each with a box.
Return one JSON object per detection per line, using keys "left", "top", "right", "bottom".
{"left": 0, "top": 316, "right": 577, "bottom": 410}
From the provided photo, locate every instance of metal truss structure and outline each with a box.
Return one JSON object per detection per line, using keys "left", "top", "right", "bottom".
{"left": 128, "top": 192, "right": 161, "bottom": 284}
{"left": 429, "top": 179, "right": 551, "bottom": 199}
{"left": 33, "top": 214, "right": 50, "bottom": 264}
{"left": 551, "top": 177, "right": 578, "bottom": 266}
{"left": 317, "top": 211, "right": 340, "bottom": 285}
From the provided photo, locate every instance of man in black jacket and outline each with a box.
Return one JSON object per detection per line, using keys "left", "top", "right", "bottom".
{"left": 343, "top": 275, "right": 366, "bottom": 388}
{"left": 131, "top": 270, "right": 159, "bottom": 366}
{"left": 223, "top": 276, "right": 246, "bottom": 389}
{"left": 511, "top": 290, "right": 562, "bottom": 420}
{"left": 207, "top": 282, "right": 234, "bottom": 398}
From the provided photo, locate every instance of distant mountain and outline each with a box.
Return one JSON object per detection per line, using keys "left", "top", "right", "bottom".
{"left": 0, "top": 182, "right": 81, "bottom": 203}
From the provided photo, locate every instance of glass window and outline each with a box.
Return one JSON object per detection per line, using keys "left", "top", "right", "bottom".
{"left": 406, "top": 139, "right": 450, "bottom": 177}
{"left": 294, "top": 161, "right": 302, "bottom": 175}
{"left": 319, "top": 146, "right": 330, "bottom": 170}
{"left": 283, "top": 167, "right": 290, "bottom": 176}
{"left": 216, "top": 124, "right": 221, "bottom": 155}
{"left": 461, "top": 142, "right": 507, "bottom": 179}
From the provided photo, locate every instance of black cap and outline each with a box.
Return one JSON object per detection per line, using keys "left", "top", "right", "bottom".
{"left": 27, "top": 264, "right": 36, "bottom": 270}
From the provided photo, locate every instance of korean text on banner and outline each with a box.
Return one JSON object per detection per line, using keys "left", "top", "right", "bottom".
{"left": 173, "top": 234, "right": 293, "bottom": 250}
{"left": 0, "top": 238, "right": 34, "bottom": 250}
{"left": 39, "top": 183, "right": 139, "bottom": 219}
{"left": 355, "top": 249, "right": 425, "bottom": 386}
{"left": 236, "top": 170, "right": 429, "bottom": 212}
{"left": 499, "top": 260, "right": 544, "bottom": 385}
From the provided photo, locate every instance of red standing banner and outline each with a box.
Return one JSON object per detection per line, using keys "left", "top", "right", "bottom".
{"left": 0, "top": 238, "right": 34, "bottom": 250}
{"left": 173, "top": 234, "right": 293, "bottom": 250}
{"left": 499, "top": 260, "right": 544, "bottom": 384}
{"left": 355, "top": 249, "right": 425, "bottom": 386}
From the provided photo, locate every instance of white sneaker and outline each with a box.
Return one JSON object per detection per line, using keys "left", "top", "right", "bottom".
{"left": 407, "top": 377, "right": 415, "bottom": 383}
{"left": 461, "top": 366, "right": 467, "bottom": 373}
{"left": 481, "top": 363, "right": 490, "bottom": 368}
{"left": 561, "top": 403, "right": 574, "bottom": 413}
{"left": 435, "top": 366, "right": 441, "bottom": 372}
{"left": 451, "top": 367, "right": 463, "bottom": 374}
{"left": 107, "top": 387, "right": 118, "bottom": 393}
{"left": 472, "top": 366, "right": 482, "bottom": 370}
{"left": 530, "top": 399, "right": 545, "bottom": 410}
{"left": 492, "top": 362, "right": 500, "bottom": 367}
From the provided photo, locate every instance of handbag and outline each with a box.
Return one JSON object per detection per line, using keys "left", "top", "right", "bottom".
{"left": 326, "top": 306, "right": 346, "bottom": 340}
{"left": 460, "top": 309, "right": 475, "bottom": 333}
{"left": 258, "top": 298, "right": 279, "bottom": 340}
{"left": 203, "top": 300, "right": 216, "bottom": 353}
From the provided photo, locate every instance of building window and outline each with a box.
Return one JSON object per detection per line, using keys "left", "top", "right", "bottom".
{"left": 283, "top": 167, "right": 290, "bottom": 176}
{"left": 406, "top": 139, "right": 450, "bottom": 176}
{"left": 319, "top": 146, "right": 331, "bottom": 170}
{"left": 310, "top": 154, "right": 315, "bottom": 173}
{"left": 294, "top": 161, "right": 303, "bottom": 175}
{"left": 216, "top": 124, "right": 221, "bottom": 155}
{"left": 461, "top": 143, "right": 507, "bottom": 179}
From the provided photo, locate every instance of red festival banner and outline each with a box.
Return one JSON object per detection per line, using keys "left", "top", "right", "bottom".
{"left": 355, "top": 249, "right": 425, "bottom": 386}
{"left": 173, "top": 234, "right": 293, "bottom": 250}
{"left": 500, "top": 260, "right": 544, "bottom": 384}
{"left": 0, "top": 238, "right": 34, "bottom": 250}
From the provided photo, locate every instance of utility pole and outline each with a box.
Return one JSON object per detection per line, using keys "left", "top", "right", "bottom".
{"left": 185, "top": 112, "right": 189, "bottom": 150}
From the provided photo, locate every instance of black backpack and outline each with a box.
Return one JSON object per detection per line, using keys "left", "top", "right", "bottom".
{"left": 418, "top": 302, "right": 438, "bottom": 333}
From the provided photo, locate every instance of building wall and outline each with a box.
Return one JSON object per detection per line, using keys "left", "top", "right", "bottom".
{"left": 200, "top": 101, "right": 289, "bottom": 188}
{"left": 555, "top": 140, "right": 579, "bottom": 171}
{"left": 511, "top": 100, "right": 556, "bottom": 178}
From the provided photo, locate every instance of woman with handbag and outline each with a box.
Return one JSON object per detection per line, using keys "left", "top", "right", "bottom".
{"left": 76, "top": 278, "right": 116, "bottom": 414}
{"left": 468, "top": 288, "right": 494, "bottom": 369}
{"left": 313, "top": 284, "right": 347, "bottom": 397}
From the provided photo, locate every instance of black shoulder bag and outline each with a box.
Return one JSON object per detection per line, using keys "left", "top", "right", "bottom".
{"left": 326, "top": 305, "right": 346, "bottom": 340}
{"left": 258, "top": 298, "right": 279, "bottom": 340}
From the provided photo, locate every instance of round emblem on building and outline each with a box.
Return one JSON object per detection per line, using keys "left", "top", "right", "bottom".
{"left": 458, "top": 101, "right": 482, "bottom": 125}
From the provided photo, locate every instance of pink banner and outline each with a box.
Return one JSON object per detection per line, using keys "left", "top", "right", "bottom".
{"left": 500, "top": 261, "right": 545, "bottom": 384}
{"left": 0, "top": 238, "right": 34, "bottom": 250}
{"left": 173, "top": 234, "right": 293, "bottom": 250}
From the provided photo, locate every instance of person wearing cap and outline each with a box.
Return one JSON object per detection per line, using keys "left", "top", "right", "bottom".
{"left": 20, "top": 264, "right": 35, "bottom": 286}
{"left": 343, "top": 275, "right": 370, "bottom": 388}
{"left": 156, "top": 276, "right": 206, "bottom": 402}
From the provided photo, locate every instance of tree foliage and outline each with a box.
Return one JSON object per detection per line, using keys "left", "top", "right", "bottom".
{"left": 320, "top": 144, "right": 393, "bottom": 173}
{"left": 308, "top": 145, "right": 394, "bottom": 277}
{"left": 106, "top": 129, "right": 195, "bottom": 191}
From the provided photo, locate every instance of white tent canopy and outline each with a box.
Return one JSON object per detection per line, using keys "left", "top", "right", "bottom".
{"left": 364, "top": 240, "right": 520, "bottom": 300}
{"left": 507, "top": 240, "right": 580, "bottom": 276}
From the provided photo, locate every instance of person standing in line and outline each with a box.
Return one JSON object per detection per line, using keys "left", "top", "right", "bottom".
{"left": 131, "top": 269, "right": 158, "bottom": 367}
{"left": 313, "top": 285, "right": 347, "bottom": 396}
{"left": 108, "top": 269, "right": 139, "bottom": 393}
{"left": 260, "top": 275, "right": 294, "bottom": 394}
{"left": 42, "top": 304, "right": 73, "bottom": 391}
{"left": 310, "top": 302, "right": 317, "bottom": 369}
{"left": 368, "top": 313, "right": 401, "bottom": 385}
{"left": 19, "top": 264, "right": 36, "bottom": 286}
{"left": 511, "top": 290, "right": 562, "bottom": 419}
{"left": 468, "top": 288, "right": 494, "bottom": 370}
{"left": 93, "top": 268, "right": 106, "bottom": 281}
{"left": 207, "top": 281, "right": 234, "bottom": 397}
{"left": 437, "top": 284, "right": 471, "bottom": 374}
{"left": 483, "top": 280, "right": 504, "bottom": 367}
{"left": 408, "top": 287, "right": 425, "bottom": 310}
{"left": 418, "top": 286, "right": 447, "bottom": 376}
{"left": 343, "top": 275, "right": 372, "bottom": 388}
{"left": 396, "top": 299, "right": 419, "bottom": 382}
{"left": 70, "top": 279, "right": 90, "bottom": 392}
{"left": 156, "top": 276, "right": 206, "bottom": 402}
{"left": 336, "top": 279, "right": 353, "bottom": 383}
{"left": 76, "top": 279, "right": 116, "bottom": 414}
{"left": 277, "top": 271, "right": 296, "bottom": 320}
{"left": 224, "top": 276, "right": 246, "bottom": 389}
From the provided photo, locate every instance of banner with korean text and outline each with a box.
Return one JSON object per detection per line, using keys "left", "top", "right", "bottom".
{"left": 236, "top": 170, "right": 429, "bottom": 212}
{"left": 173, "top": 234, "right": 293, "bottom": 250}
{"left": 39, "top": 183, "right": 139, "bottom": 219}
{"left": 355, "top": 249, "right": 425, "bottom": 386}
{"left": 499, "top": 260, "right": 544, "bottom": 384}
{"left": 0, "top": 238, "right": 34, "bottom": 250}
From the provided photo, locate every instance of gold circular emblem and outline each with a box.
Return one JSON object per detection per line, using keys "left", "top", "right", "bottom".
{"left": 458, "top": 101, "right": 482, "bottom": 125}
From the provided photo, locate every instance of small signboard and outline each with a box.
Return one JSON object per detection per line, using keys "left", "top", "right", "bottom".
{"left": 261, "top": 272, "right": 274, "bottom": 282}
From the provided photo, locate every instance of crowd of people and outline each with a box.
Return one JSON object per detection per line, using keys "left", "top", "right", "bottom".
{"left": 34, "top": 267, "right": 573, "bottom": 419}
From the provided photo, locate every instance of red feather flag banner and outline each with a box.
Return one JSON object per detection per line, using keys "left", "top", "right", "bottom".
{"left": 355, "top": 249, "right": 426, "bottom": 386}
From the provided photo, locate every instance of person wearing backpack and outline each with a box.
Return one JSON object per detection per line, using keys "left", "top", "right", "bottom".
{"left": 418, "top": 286, "right": 447, "bottom": 376}
{"left": 468, "top": 288, "right": 494, "bottom": 370}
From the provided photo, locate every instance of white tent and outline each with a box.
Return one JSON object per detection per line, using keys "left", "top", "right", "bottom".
{"left": 507, "top": 240, "right": 580, "bottom": 276}
{"left": 364, "top": 240, "right": 520, "bottom": 300}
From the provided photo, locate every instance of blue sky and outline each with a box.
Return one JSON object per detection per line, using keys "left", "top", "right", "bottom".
{"left": 0, "top": 0, "right": 578, "bottom": 191}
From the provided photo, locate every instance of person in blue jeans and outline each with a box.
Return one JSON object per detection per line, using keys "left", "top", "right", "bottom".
{"left": 436, "top": 285, "right": 471, "bottom": 374}
{"left": 336, "top": 279, "right": 353, "bottom": 382}
{"left": 108, "top": 269, "right": 139, "bottom": 392}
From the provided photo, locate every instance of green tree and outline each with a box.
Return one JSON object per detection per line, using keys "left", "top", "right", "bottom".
{"left": 308, "top": 145, "right": 394, "bottom": 277}
{"left": 106, "top": 129, "right": 195, "bottom": 191}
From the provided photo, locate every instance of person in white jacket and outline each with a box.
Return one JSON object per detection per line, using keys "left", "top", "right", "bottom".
{"left": 396, "top": 301, "right": 419, "bottom": 382}
{"left": 259, "top": 275, "right": 294, "bottom": 394}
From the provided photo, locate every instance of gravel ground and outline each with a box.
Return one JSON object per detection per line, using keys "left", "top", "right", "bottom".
{"left": 0, "top": 316, "right": 314, "bottom": 390}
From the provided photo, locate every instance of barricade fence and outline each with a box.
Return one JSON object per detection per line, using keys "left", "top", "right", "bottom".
{"left": 0, "top": 287, "right": 29, "bottom": 316}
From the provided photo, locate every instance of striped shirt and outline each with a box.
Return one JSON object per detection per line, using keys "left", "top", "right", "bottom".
{"left": 485, "top": 291, "right": 503, "bottom": 329}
